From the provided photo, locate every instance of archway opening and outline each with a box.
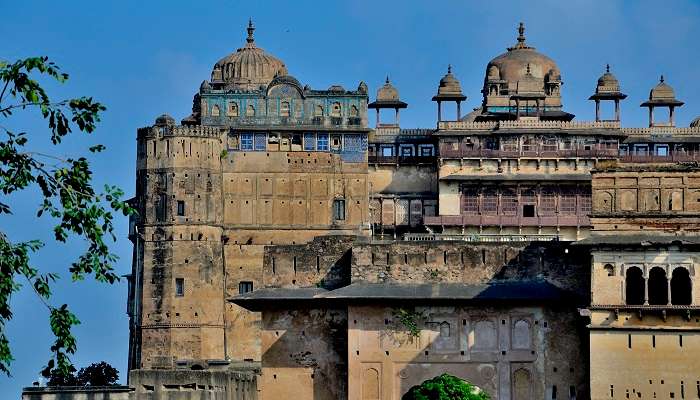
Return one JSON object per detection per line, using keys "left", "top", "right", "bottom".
{"left": 671, "top": 267, "right": 692, "bottom": 305}
{"left": 648, "top": 267, "right": 668, "bottom": 305}
{"left": 625, "top": 267, "right": 645, "bottom": 305}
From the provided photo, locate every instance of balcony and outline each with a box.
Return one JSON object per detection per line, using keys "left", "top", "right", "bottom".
{"left": 619, "top": 151, "right": 700, "bottom": 163}
{"left": 439, "top": 147, "right": 619, "bottom": 159}
{"left": 368, "top": 155, "right": 437, "bottom": 165}
{"left": 424, "top": 215, "right": 590, "bottom": 227}
{"left": 403, "top": 233, "right": 561, "bottom": 242}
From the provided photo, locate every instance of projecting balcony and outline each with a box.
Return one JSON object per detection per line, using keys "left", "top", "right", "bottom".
{"left": 423, "top": 214, "right": 590, "bottom": 227}
{"left": 619, "top": 151, "right": 700, "bottom": 163}
{"left": 367, "top": 154, "right": 437, "bottom": 165}
{"left": 439, "top": 147, "right": 619, "bottom": 159}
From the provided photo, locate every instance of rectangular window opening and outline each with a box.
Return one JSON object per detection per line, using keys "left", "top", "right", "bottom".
{"left": 175, "top": 278, "right": 184, "bottom": 297}
{"left": 333, "top": 199, "right": 346, "bottom": 221}
{"left": 177, "top": 200, "right": 185, "bottom": 216}
{"left": 238, "top": 281, "right": 253, "bottom": 294}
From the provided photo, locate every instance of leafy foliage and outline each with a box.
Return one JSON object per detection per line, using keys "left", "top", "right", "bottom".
{"left": 47, "top": 361, "right": 119, "bottom": 387}
{"left": 0, "top": 56, "right": 134, "bottom": 378}
{"left": 402, "top": 373, "right": 490, "bottom": 400}
{"left": 392, "top": 308, "right": 424, "bottom": 337}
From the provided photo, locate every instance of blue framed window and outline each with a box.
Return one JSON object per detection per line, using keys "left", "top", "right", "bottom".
{"left": 241, "top": 133, "right": 254, "bottom": 151}
{"left": 304, "top": 133, "right": 316, "bottom": 151}
{"left": 317, "top": 133, "right": 329, "bottom": 151}
{"left": 254, "top": 133, "right": 267, "bottom": 151}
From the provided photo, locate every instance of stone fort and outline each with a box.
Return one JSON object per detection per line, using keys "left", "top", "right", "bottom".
{"left": 25, "top": 20, "right": 700, "bottom": 400}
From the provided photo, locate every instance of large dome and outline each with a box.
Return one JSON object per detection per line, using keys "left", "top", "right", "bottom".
{"left": 212, "top": 20, "right": 288, "bottom": 90}
{"left": 485, "top": 23, "right": 560, "bottom": 85}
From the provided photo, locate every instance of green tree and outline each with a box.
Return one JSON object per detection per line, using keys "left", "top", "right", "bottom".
{"left": 0, "top": 57, "right": 134, "bottom": 379}
{"left": 402, "top": 374, "right": 490, "bottom": 400}
{"left": 46, "top": 361, "right": 119, "bottom": 387}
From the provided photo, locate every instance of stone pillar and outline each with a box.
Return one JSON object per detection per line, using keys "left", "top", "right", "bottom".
{"left": 670, "top": 106, "right": 675, "bottom": 127}
{"left": 595, "top": 100, "right": 600, "bottom": 121}
{"left": 375, "top": 109, "right": 380, "bottom": 127}
{"left": 395, "top": 108, "right": 400, "bottom": 125}
{"left": 667, "top": 277, "right": 672, "bottom": 305}
{"left": 649, "top": 106, "right": 654, "bottom": 127}
{"left": 457, "top": 101, "right": 461, "bottom": 120}
{"left": 614, "top": 100, "right": 620, "bottom": 121}
{"left": 437, "top": 101, "right": 442, "bottom": 122}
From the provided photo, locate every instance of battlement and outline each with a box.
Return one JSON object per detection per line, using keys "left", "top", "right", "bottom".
{"left": 137, "top": 125, "right": 222, "bottom": 139}
{"left": 438, "top": 120, "right": 621, "bottom": 131}
{"left": 621, "top": 126, "right": 700, "bottom": 136}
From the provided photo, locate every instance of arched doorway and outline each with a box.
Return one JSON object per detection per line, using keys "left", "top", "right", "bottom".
{"left": 671, "top": 267, "right": 692, "bottom": 305}
{"left": 625, "top": 267, "right": 645, "bottom": 305}
{"left": 648, "top": 267, "right": 668, "bottom": 305}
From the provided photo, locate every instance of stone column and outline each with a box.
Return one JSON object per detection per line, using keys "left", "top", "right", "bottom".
{"left": 595, "top": 100, "right": 600, "bottom": 121}
{"left": 614, "top": 100, "right": 620, "bottom": 121}
{"left": 457, "top": 101, "right": 461, "bottom": 120}
{"left": 437, "top": 101, "right": 442, "bottom": 122}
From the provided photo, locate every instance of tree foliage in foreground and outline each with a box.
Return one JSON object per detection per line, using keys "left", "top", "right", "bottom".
{"left": 0, "top": 56, "right": 134, "bottom": 379}
{"left": 403, "top": 373, "right": 490, "bottom": 400}
{"left": 46, "top": 361, "right": 119, "bottom": 387}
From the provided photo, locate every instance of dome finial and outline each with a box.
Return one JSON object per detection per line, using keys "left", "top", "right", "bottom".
{"left": 385, "top": 75, "right": 390, "bottom": 84}
{"left": 247, "top": 18, "right": 255, "bottom": 43}
{"left": 448, "top": 64, "right": 452, "bottom": 74}
{"left": 518, "top": 22, "right": 526, "bottom": 44}
{"left": 606, "top": 64, "right": 610, "bottom": 73}
{"left": 660, "top": 75, "right": 665, "bottom": 83}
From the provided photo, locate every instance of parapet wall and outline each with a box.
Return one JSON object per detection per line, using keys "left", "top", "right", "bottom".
{"left": 351, "top": 241, "right": 590, "bottom": 297}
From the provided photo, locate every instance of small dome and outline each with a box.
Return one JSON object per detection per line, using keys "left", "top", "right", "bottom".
{"left": 328, "top": 84, "right": 345, "bottom": 93}
{"left": 200, "top": 80, "right": 211, "bottom": 92}
{"left": 649, "top": 75, "right": 676, "bottom": 101}
{"left": 690, "top": 116, "right": 700, "bottom": 127}
{"left": 357, "top": 81, "right": 368, "bottom": 94}
{"left": 155, "top": 114, "right": 175, "bottom": 126}
{"left": 487, "top": 65, "right": 500, "bottom": 80}
{"left": 485, "top": 23, "right": 561, "bottom": 87}
{"left": 376, "top": 76, "right": 399, "bottom": 101}
{"left": 269, "top": 74, "right": 302, "bottom": 89}
{"left": 435, "top": 65, "right": 465, "bottom": 98}
{"left": 213, "top": 20, "right": 288, "bottom": 90}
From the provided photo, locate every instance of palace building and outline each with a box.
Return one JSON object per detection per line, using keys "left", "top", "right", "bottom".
{"left": 116, "top": 20, "right": 700, "bottom": 400}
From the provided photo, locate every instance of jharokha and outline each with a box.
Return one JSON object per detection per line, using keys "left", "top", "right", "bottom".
{"left": 119, "top": 21, "right": 700, "bottom": 400}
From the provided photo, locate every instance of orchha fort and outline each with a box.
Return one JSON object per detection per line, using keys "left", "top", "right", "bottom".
{"left": 26, "top": 20, "right": 700, "bottom": 400}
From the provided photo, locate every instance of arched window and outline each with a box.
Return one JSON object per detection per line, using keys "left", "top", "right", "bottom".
{"left": 314, "top": 104, "right": 324, "bottom": 117}
{"left": 331, "top": 102, "right": 342, "bottom": 117}
{"left": 350, "top": 105, "right": 359, "bottom": 117}
{"left": 227, "top": 101, "right": 239, "bottom": 117}
{"left": 648, "top": 267, "right": 668, "bottom": 305}
{"left": 280, "top": 101, "right": 290, "bottom": 117}
{"left": 625, "top": 266, "right": 645, "bottom": 305}
{"left": 211, "top": 104, "right": 220, "bottom": 117}
{"left": 671, "top": 267, "right": 692, "bottom": 305}
{"left": 246, "top": 104, "right": 255, "bottom": 117}
{"left": 604, "top": 263, "right": 615, "bottom": 277}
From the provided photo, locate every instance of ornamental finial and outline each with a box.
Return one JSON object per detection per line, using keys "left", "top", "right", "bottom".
{"left": 518, "top": 22, "right": 526, "bottom": 44}
{"left": 247, "top": 18, "right": 255, "bottom": 43}
{"left": 448, "top": 64, "right": 452, "bottom": 74}
{"left": 385, "top": 75, "right": 390, "bottom": 84}
{"left": 660, "top": 75, "right": 665, "bottom": 83}
{"left": 606, "top": 64, "right": 610, "bottom": 73}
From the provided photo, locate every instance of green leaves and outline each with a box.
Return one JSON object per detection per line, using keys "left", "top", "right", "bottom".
{"left": 402, "top": 374, "right": 491, "bottom": 400}
{"left": 392, "top": 307, "right": 425, "bottom": 338}
{"left": 0, "top": 56, "right": 135, "bottom": 379}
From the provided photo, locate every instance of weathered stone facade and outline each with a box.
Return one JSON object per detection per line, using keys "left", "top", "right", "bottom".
{"left": 115, "top": 20, "right": 700, "bottom": 400}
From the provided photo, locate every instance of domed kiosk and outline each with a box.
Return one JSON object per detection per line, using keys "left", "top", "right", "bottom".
{"left": 479, "top": 23, "right": 572, "bottom": 121}
{"left": 209, "top": 19, "right": 288, "bottom": 91}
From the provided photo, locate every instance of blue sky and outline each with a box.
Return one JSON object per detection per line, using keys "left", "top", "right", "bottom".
{"left": 2, "top": 0, "right": 700, "bottom": 396}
